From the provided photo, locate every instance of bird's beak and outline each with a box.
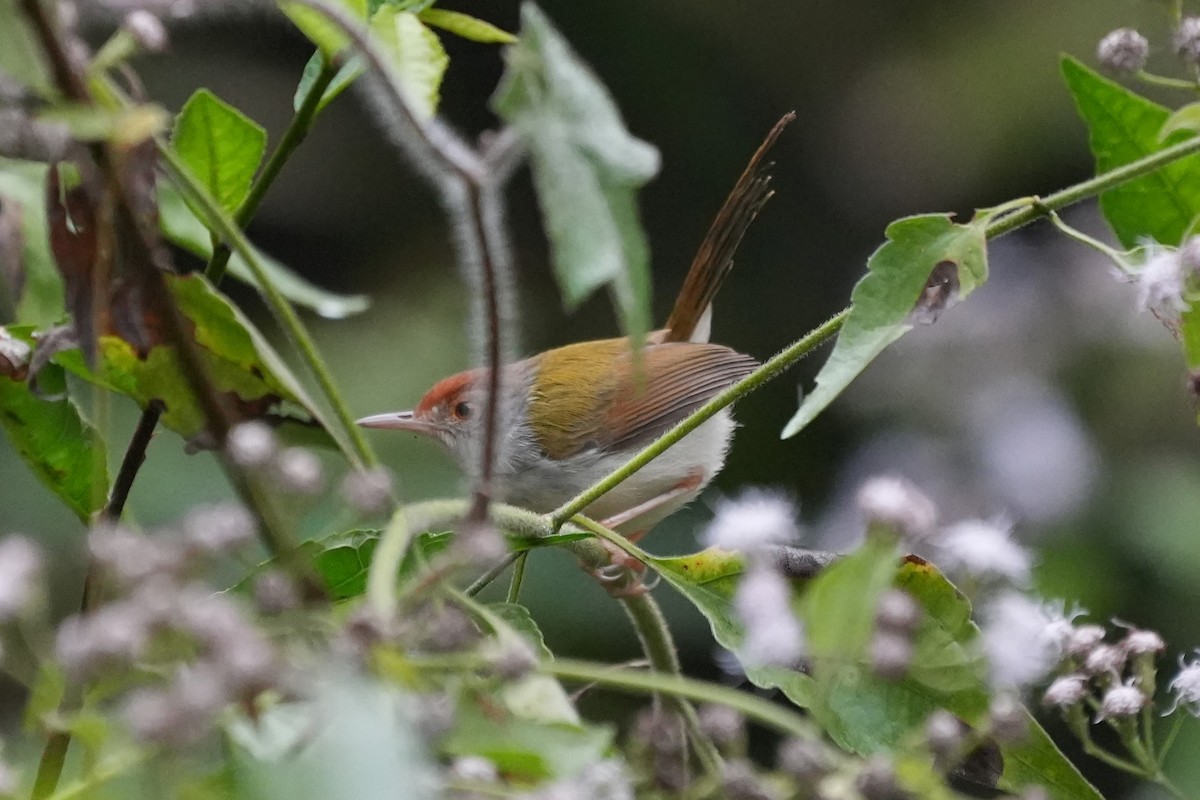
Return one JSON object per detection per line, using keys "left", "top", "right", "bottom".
{"left": 356, "top": 410, "right": 438, "bottom": 437}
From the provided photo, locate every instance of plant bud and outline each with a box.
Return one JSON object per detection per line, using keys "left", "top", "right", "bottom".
{"left": 1099, "top": 682, "right": 1147, "bottom": 719}
{"left": 1042, "top": 674, "right": 1088, "bottom": 709}
{"left": 124, "top": 10, "right": 168, "bottom": 52}
{"left": 1097, "top": 28, "right": 1149, "bottom": 74}
{"left": 875, "top": 589, "right": 921, "bottom": 635}
{"left": 1177, "top": 18, "right": 1200, "bottom": 66}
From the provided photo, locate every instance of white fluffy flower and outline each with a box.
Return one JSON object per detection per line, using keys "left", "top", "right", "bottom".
{"left": 936, "top": 519, "right": 1031, "bottom": 585}
{"left": 703, "top": 489, "right": 799, "bottom": 556}
{"left": 1136, "top": 245, "right": 1189, "bottom": 318}
{"left": 1098, "top": 680, "right": 1147, "bottom": 720}
{"left": 856, "top": 475, "right": 937, "bottom": 539}
{"left": 979, "top": 591, "right": 1062, "bottom": 689}
{"left": 734, "top": 564, "right": 805, "bottom": 667}
{"left": 1042, "top": 674, "right": 1088, "bottom": 709}
{"left": 1168, "top": 653, "right": 1200, "bottom": 716}
{"left": 0, "top": 535, "right": 42, "bottom": 620}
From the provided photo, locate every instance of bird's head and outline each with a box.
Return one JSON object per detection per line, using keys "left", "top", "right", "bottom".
{"left": 356, "top": 370, "right": 485, "bottom": 464}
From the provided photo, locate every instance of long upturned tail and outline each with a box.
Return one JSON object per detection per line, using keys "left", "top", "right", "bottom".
{"left": 661, "top": 111, "right": 795, "bottom": 344}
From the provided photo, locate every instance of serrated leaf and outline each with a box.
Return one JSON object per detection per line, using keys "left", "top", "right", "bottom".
{"left": 171, "top": 90, "right": 267, "bottom": 215}
{"left": 648, "top": 546, "right": 1099, "bottom": 799}
{"left": 54, "top": 274, "right": 330, "bottom": 440}
{"left": 0, "top": 327, "right": 107, "bottom": 520}
{"left": 370, "top": 8, "right": 448, "bottom": 120}
{"left": 158, "top": 183, "right": 369, "bottom": 319}
{"left": 418, "top": 9, "right": 515, "bottom": 43}
{"left": 782, "top": 213, "right": 989, "bottom": 438}
{"left": 490, "top": 602, "right": 553, "bottom": 659}
{"left": 1061, "top": 56, "right": 1200, "bottom": 248}
{"left": 0, "top": 158, "right": 63, "bottom": 326}
{"left": 492, "top": 3, "right": 657, "bottom": 343}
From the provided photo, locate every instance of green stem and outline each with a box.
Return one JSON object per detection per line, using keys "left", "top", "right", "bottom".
{"left": 1135, "top": 70, "right": 1200, "bottom": 92}
{"left": 549, "top": 310, "right": 848, "bottom": 529}
{"left": 466, "top": 552, "right": 520, "bottom": 597}
{"left": 158, "top": 145, "right": 377, "bottom": 469}
{"left": 205, "top": 55, "right": 339, "bottom": 285}
{"left": 985, "top": 133, "right": 1200, "bottom": 240}
{"left": 621, "top": 589, "right": 723, "bottom": 777}
{"left": 505, "top": 551, "right": 528, "bottom": 603}
{"left": 546, "top": 659, "right": 820, "bottom": 741}
{"left": 365, "top": 506, "right": 411, "bottom": 617}
{"left": 1159, "top": 712, "right": 1186, "bottom": 762}
{"left": 1046, "top": 211, "right": 1130, "bottom": 268}
{"left": 31, "top": 734, "right": 71, "bottom": 800}
{"left": 42, "top": 749, "right": 147, "bottom": 800}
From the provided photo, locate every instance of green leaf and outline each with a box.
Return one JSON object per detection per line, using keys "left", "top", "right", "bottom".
{"left": 649, "top": 546, "right": 1099, "bottom": 799}
{"left": 418, "top": 8, "right": 516, "bottom": 43}
{"left": 315, "top": 532, "right": 379, "bottom": 600}
{"left": 229, "top": 676, "right": 435, "bottom": 800}
{"left": 171, "top": 89, "right": 267, "bottom": 215}
{"left": 292, "top": 52, "right": 362, "bottom": 114}
{"left": 1061, "top": 56, "right": 1200, "bottom": 248}
{"left": 0, "top": 0, "right": 52, "bottom": 96}
{"left": 439, "top": 699, "right": 612, "bottom": 781}
{"left": 55, "top": 274, "right": 330, "bottom": 440}
{"left": 281, "top": 0, "right": 368, "bottom": 57}
{"left": 370, "top": 7, "right": 449, "bottom": 120}
{"left": 490, "top": 602, "right": 553, "bottom": 659}
{"left": 782, "top": 213, "right": 989, "bottom": 438}
{"left": 0, "top": 328, "right": 107, "bottom": 520}
{"left": 0, "top": 158, "right": 64, "bottom": 326}
{"left": 648, "top": 547, "right": 817, "bottom": 708}
{"left": 1183, "top": 306, "right": 1200, "bottom": 373}
{"left": 1160, "top": 101, "right": 1200, "bottom": 142}
{"left": 158, "top": 183, "right": 370, "bottom": 319}
{"left": 492, "top": 3, "right": 658, "bottom": 343}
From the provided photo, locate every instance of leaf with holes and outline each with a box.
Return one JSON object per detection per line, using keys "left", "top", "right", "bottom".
{"left": 782, "top": 213, "right": 989, "bottom": 438}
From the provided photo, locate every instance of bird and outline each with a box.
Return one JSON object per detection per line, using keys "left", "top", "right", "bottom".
{"left": 357, "top": 114, "right": 794, "bottom": 538}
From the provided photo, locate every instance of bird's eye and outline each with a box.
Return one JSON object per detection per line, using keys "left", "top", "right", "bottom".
{"left": 453, "top": 401, "right": 473, "bottom": 420}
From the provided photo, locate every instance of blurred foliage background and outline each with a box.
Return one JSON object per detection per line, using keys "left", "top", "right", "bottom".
{"left": 6, "top": 0, "right": 1200, "bottom": 793}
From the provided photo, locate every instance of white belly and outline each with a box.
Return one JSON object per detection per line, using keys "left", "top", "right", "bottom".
{"left": 498, "top": 410, "right": 737, "bottom": 534}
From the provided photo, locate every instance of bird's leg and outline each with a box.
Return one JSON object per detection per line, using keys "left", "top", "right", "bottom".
{"left": 592, "top": 472, "right": 705, "bottom": 597}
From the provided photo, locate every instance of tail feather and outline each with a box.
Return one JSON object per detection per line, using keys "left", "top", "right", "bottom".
{"left": 662, "top": 111, "right": 796, "bottom": 343}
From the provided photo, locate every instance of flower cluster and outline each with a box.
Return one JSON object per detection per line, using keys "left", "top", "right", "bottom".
{"left": 55, "top": 511, "right": 285, "bottom": 748}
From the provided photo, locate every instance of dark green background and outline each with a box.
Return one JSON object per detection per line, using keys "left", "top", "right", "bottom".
{"left": 5, "top": 1, "right": 1200, "bottom": 794}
